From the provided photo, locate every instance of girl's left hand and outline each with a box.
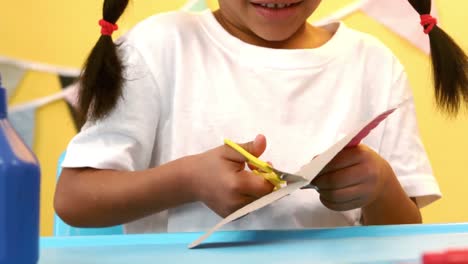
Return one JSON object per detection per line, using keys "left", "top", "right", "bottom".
{"left": 311, "top": 145, "right": 393, "bottom": 211}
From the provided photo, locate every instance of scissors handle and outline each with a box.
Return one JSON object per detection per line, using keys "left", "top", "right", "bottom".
{"left": 224, "top": 139, "right": 273, "bottom": 173}
{"left": 224, "top": 139, "right": 319, "bottom": 191}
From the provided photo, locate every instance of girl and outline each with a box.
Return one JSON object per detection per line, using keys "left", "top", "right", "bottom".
{"left": 54, "top": 0, "right": 467, "bottom": 233}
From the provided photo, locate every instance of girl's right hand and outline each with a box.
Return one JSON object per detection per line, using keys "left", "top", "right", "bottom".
{"left": 187, "top": 135, "right": 274, "bottom": 218}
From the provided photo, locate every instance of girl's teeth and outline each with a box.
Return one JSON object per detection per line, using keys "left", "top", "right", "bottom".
{"left": 260, "top": 3, "right": 292, "bottom": 9}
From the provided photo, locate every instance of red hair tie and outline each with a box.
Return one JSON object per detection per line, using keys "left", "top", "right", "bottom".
{"left": 420, "top": 14, "right": 437, "bottom": 34}
{"left": 99, "top": 19, "right": 119, "bottom": 36}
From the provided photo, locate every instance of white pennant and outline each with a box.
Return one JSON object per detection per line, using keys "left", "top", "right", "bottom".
{"left": 361, "top": 0, "right": 438, "bottom": 54}
{"left": 9, "top": 107, "right": 36, "bottom": 148}
{"left": 0, "top": 55, "right": 80, "bottom": 78}
{"left": 181, "top": 0, "right": 208, "bottom": 12}
{"left": 0, "top": 63, "right": 26, "bottom": 98}
{"left": 62, "top": 82, "right": 79, "bottom": 109}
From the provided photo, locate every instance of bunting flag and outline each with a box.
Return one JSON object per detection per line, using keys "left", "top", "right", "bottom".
{"left": 0, "top": 62, "right": 26, "bottom": 98}
{"left": 181, "top": 0, "right": 208, "bottom": 12}
{"left": 59, "top": 76, "right": 76, "bottom": 88}
{"left": 361, "top": 0, "right": 438, "bottom": 54}
{"left": 0, "top": 55, "right": 80, "bottom": 78}
{"left": 9, "top": 107, "right": 36, "bottom": 148}
{"left": 59, "top": 76, "right": 80, "bottom": 130}
{"left": 62, "top": 82, "right": 79, "bottom": 109}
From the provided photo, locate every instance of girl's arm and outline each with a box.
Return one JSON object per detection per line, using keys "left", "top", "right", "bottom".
{"left": 54, "top": 136, "right": 273, "bottom": 227}
{"left": 361, "top": 162, "right": 422, "bottom": 225}
{"left": 54, "top": 157, "right": 196, "bottom": 227}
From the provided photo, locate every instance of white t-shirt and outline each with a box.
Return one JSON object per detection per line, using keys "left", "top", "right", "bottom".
{"left": 62, "top": 10, "right": 441, "bottom": 233}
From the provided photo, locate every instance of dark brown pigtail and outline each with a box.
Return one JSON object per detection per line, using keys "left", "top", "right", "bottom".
{"left": 408, "top": 0, "right": 468, "bottom": 115}
{"left": 78, "top": 0, "right": 129, "bottom": 123}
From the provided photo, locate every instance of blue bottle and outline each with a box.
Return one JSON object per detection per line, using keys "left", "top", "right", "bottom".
{"left": 0, "top": 74, "right": 40, "bottom": 264}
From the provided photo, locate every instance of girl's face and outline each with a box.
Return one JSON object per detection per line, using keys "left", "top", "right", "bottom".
{"left": 216, "top": 0, "right": 322, "bottom": 42}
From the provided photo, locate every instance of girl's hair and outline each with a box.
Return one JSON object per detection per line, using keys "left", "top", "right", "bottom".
{"left": 78, "top": 0, "right": 129, "bottom": 124}
{"left": 408, "top": 0, "right": 468, "bottom": 115}
{"left": 78, "top": 0, "right": 468, "bottom": 124}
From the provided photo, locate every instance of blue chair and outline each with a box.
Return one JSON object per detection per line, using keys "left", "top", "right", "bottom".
{"left": 54, "top": 151, "right": 124, "bottom": 236}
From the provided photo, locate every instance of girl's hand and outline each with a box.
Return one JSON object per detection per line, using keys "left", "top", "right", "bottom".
{"left": 188, "top": 135, "right": 274, "bottom": 217}
{"left": 311, "top": 145, "right": 393, "bottom": 211}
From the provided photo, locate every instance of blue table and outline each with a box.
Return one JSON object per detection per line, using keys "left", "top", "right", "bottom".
{"left": 40, "top": 224, "right": 468, "bottom": 264}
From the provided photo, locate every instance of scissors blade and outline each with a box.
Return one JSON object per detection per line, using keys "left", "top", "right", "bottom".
{"left": 275, "top": 169, "right": 305, "bottom": 183}
{"left": 273, "top": 168, "right": 319, "bottom": 190}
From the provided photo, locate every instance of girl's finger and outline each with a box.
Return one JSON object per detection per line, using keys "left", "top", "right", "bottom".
{"left": 319, "top": 195, "right": 365, "bottom": 212}
{"left": 312, "top": 163, "right": 369, "bottom": 190}
{"left": 317, "top": 183, "right": 367, "bottom": 204}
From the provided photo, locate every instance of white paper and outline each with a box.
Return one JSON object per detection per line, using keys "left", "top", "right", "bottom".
{"left": 189, "top": 100, "right": 411, "bottom": 248}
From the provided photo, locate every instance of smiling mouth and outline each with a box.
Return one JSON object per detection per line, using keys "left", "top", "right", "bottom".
{"left": 250, "top": 1, "right": 303, "bottom": 9}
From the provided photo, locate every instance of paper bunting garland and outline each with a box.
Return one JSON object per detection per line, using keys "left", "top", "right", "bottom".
{"left": 0, "top": 0, "right": 441, "bottom": 151}
{"left": 0, "top": 0, "right": 437, "bottom": 88}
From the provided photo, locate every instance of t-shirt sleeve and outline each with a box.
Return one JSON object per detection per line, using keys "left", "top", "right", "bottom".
{"left": 61, "top": 44, "right": 161, "bottom": 171}
{"left": 379, "top": 71, "right": 442, "bottom": 208}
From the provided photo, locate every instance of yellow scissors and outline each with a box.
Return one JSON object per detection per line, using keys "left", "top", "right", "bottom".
{"left": 224, "top": 139, "right": 318, "bottom": 190}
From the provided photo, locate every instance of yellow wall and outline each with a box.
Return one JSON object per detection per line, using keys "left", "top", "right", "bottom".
{"left": 0, "top": 0, "right": 467, "bottom": 236}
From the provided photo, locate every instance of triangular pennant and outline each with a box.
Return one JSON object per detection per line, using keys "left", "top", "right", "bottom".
{"left": 59, "top": 75, "right": 76, "bottom": 88}
{"left": 8, "top": 107, "right": 36, "bottom": 149}
{"left": 0, "top": 63, "right": 26, "bottom": 98}
{"left": 62, "top": 82, "right": 79, "bottom": 109}
{"left": 59, "top": 76, "right": 80, "bottom": 130}
{"left": 361, "top": 0, "right": 438, "bottom": 54}
{"left": 181, "top": 0, "right": 208, "bottom": 12}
